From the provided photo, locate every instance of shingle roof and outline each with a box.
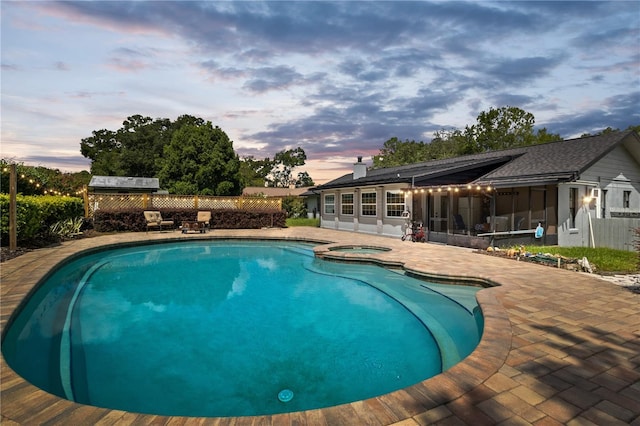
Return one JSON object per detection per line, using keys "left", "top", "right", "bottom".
{"left": 318, "top": 130, "right": 639, "bottom": 190}
{"left": 474, "top": 130, "right": 639, "bottom": 186}
{"left": 88, "top": 176, "right": 160, "bottom": 191}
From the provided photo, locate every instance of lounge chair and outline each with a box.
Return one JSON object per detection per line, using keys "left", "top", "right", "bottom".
{"left": 453, "top": 214, "right": 466, "bottom": 233}
{"left": 144, "top": 211, "right": 174, "bottom": 232}
{"left": 514, "top": 216, "right": 525, "bottom": 231}
{"left": 197, "top": 210, "right": 211, "bottom": 232}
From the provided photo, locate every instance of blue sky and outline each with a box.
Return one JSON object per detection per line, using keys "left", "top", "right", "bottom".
{"left": 2, "top": 1, "right": 639, "bottom": 183}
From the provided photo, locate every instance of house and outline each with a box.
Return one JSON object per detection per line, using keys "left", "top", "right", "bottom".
{"left": 316, "top": 130, "right": 640, "bottom": 250}
{"left": 88, "top": 176, "right": 161, "bottom": 194}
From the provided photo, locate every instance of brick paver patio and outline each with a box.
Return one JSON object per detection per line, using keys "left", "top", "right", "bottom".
{"left": 2, "top": 228, "right": 639, "bottom": 425}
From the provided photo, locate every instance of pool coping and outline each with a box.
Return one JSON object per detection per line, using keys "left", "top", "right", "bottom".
{"left": 2, "top": 228, "right": 639, "bottom": 425}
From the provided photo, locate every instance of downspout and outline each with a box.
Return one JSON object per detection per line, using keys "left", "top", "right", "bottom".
{"left": 587, "top": 207, "right": 595, "bottom": 248}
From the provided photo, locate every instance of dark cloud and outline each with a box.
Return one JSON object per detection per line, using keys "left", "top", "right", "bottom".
{"left": 483, "top": 56, "right": 563, "bottom": 86}
{"left": 540, "top": 92, "right": 640, "bottom": 137}
{"left": 1, "top": 63, "right": 21, "bottom": 71}
{"left": 401, "top": 88, "right": 466, "bottom": 119}
{"left": 243, "top": 65, "right": 303, "bottom": 93}
{"left": 572, "top": 27, "right": 640, "bottom": 50}
{"left": 21, "top": 155, "right": 91, "bottom": 172}
{"left": 53, "top": 61, "right": 69, "bottom": 71}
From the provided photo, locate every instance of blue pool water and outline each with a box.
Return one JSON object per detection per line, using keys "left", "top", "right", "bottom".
{"left": 2, "top": 240, "right": 483, "bottom": 417}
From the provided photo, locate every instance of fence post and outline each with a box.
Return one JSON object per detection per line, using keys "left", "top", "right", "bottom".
{"left": 143, "top": 194, "right": 149, "bottom": 209}
{"left": 9, "top": 164, "right": 17, "bottom": 251}
{"left": 194, "top": 195, "right": 199, "bottom": 209}
{"left": 82, "top": 185, "right": 89, "bottom": 218}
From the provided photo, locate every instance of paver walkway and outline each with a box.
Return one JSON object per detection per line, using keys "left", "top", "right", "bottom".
{"left": 1, "top": 228, "right": 639, "bottom": 425}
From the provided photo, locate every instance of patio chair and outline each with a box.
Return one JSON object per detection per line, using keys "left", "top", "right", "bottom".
{"left": 453, "top": 214, "right": 467, "bottom": 233}
{"left": 144, "top": 211, "right": 174, "bottom": 232}
{"left": 514, "top": 216, "right": 525, "bottom": 231}
{"left": 197, "top": 210, "right": 212, "bottom": 232}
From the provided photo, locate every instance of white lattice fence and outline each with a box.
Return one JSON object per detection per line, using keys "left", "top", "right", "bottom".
{"left": 149, "top": 195, "right": 195, "bottom": 209}
{"left": 88, "top": 194, "right": 146, "bottom": 217}
{"left": 197, "top": 196, "right": 239, "bottom": 210}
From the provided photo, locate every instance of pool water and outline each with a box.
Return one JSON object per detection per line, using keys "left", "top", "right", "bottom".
{"left": 2, "top": 240, "right": 482, "bottom": 417}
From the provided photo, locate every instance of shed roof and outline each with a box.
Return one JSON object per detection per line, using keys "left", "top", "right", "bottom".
{"left": 88, "top": 176, "right": 160, "bottom": 191}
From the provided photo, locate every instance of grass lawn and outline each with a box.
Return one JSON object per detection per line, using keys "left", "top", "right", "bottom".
{"left": 285, "top": 217, "right": 320, "bottom": 227}
{"left": 523, "top": 245, "right": 638, "bottom": 274}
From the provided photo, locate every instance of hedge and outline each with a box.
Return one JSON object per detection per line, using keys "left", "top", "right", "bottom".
{"left": 93, "top": 208, "right": 287, "bottom": 232}
{"left": 0, "top": 194, "right": 84, "bottom": 243}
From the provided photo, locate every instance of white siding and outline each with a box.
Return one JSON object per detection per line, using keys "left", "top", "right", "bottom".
{"left": 581, "top": 144, "right": 640, "bottom": 215}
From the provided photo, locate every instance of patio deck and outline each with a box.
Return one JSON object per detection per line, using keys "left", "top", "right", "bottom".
{"left": 1, "top": 228, "right": 639, "bottom": 425}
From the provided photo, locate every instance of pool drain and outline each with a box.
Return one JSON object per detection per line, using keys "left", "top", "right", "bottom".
{"left": 278, "top": 389, "right": 294, "bottom": 402}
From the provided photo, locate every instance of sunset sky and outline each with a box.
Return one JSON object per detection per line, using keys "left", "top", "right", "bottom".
{"left": 2, "top": 1, "right": 638, "bottom": 183}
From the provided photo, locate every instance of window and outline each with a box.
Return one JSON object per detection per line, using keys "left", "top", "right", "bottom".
{"left": 324, "top": 194, "right": 335, "bottom": 214}
{"left": 341, "top": 193, "right": 354, "bottom": 215}
{"left": 386, "top": 191, "right": 405, "bottom": 217}
{"left": 623, "top": 191, "right": 631, "bottom": 209}
{"left": 569, "top": 188, "right": 578, "bottom": 228}
{"left": 361, "top": 192, "right": 377, "bottom": 216}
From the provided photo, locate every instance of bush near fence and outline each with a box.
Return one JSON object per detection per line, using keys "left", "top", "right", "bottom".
{"left": 93, "top": 208, "right": 286, "bottom": 233}
{"left": 211, "top": 209, "right": 286, "bottom": 229}
{"left": 0, "top": 194, "right": 84, "bottom": 243}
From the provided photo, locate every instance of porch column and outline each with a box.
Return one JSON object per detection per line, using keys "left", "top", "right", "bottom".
{"left": 377, "top": 186, "right": 384, "bottom": 234}
{"left": 335, "top": 189, "right": 341, "bottom": 230}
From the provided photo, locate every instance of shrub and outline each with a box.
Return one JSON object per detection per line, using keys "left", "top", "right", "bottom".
{"left": 48, "top": 217, "right": 85, "bottom": 239}
{"left": 0, "top": 194, "right": 83, "bottom": 244}
{"left": 92, "top": 208, "right": 286, "bottom": 232}
{"left": 282, "top": 195, "right": 307, "bottom": 218}
{"left": 211, "top": 209, "right": 286, "bottom": 229}
{"left": 94, "top": 209, "right": 153, "bottom": 232}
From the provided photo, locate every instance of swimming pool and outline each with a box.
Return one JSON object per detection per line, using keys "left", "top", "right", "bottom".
{"left": 2, "top": 240, "right": 483, "bottom": 417}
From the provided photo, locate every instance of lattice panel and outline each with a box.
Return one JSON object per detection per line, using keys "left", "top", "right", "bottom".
{"left": 149, "top": 195, "right": 194, "bottom": 209}
{"left": 88, "top": 194, "right": 145, "bottom": 217}
{"left": 197, "top": 197, "right": 239, "bottom": 210}
{"left": 237, "top": 197, "right": 282, "bottom": 210}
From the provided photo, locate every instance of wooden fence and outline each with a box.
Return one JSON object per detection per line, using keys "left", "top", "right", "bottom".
{"left": 591, "top": 218, "right": 639, "bottom": 251}
{"left": 85, "top": 193, "right": 282, "bottom": 218}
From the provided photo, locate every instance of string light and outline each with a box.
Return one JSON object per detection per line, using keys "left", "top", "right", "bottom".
{"left": 1, "top": 164, "right": 84, "bottom": 197}
{"left": 402, "top": 183, "right": 495, "bottom": 193}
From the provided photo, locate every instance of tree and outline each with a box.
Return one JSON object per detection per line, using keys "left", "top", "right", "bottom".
{"left": 239, "top": 156, "right": 275, "bottom": 187}
{"left": 295, "top": 171, "right": 315, "bottom": 187}
{"left": 80, "top": 115, "right": 173, "bottom": 177}
{"left": 268, "top": 147, "right": 309, "bottom": 187}
{"left": 80, "top": 128, "right": 123, "bottom": 176}
{"left": 157, "top": 121, "right": 242, "bottom": 195}
{"left": 372, "top": 137, "right": 429, "bottom": 168}
{"left": 118, "top": 115, "right": 172, "bottom": 178}
{"left": 430, "top": 129, "right": 471, "bottom": 159}
{"left": 372, "top": 106, "right": 565, "bottom": 167}
{"left": 465, "top": 106, "right": 537, "bottom": 152}
{"left": 582, "top": 125, "right": 640, "bottom": 137}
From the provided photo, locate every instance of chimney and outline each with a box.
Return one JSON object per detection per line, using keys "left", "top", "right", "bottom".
{"left": 353, "top": 156, "right": 367, "bottom": 180}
